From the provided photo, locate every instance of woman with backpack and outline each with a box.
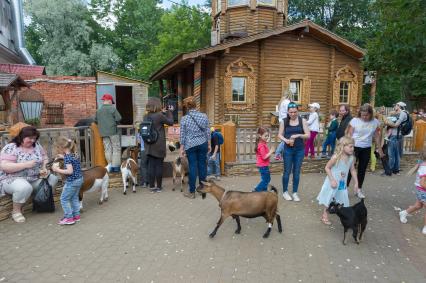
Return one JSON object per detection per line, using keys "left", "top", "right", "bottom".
{"left": 180, "top": 96, "right": 210, "bottom": 199}
{"left": 142, "top": 97, "right": 174, "bottom": 193}
{"left": 277, "top": 102, "right": 310, "bottom": 202}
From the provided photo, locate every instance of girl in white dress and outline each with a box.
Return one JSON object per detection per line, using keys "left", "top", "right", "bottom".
{"left": 317, "top": 136, "right": 360, "bottom": 225}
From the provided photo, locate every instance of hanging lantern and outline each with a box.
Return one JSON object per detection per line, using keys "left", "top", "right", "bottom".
{"left": 19, "top": 88, "right": 44, "bottom": 126}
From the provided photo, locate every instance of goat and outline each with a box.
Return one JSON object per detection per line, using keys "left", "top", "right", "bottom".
{"left": 197, "top": 181, "right": 282, "bottom": 238}
{"left": 172, "top": 156, "right": 188, "bottom": 192}
{"left": 47, "top": 157, "right": 109, "bottom": 210}
{"left": 328, "top": 198, "right": 368, "bottom": 245}
{"left": 121, "top": 158, "right": 138, "bottom": 194}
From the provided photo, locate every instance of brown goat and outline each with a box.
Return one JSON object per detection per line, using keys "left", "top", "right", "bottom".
{"left": 197, "top": 181, "right": 282, "bottom": 238}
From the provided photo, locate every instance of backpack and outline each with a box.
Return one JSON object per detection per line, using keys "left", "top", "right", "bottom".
{"left": 399, "top": 110, "right": 413, "bottom": 136}
{"left": 140, "top": 117, "right": 158, "bottom": 144}
{"left": 33, "top": 177, "right": 55, "bottom": 213}
{"left": 213, "top": 131, "right": 224, "bottom": 145}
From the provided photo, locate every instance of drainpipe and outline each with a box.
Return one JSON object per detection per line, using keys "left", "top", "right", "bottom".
{"left": 11, "top": 0, "right": 36, "bottom": 65}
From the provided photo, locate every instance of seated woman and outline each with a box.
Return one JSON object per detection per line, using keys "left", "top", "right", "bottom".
{"left": 0, "top": 124, "right": 58, "bottom": 223}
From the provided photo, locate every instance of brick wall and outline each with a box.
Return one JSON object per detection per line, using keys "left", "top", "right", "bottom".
{"left": 19, "top": 75, "right": 97, "bottom": 128}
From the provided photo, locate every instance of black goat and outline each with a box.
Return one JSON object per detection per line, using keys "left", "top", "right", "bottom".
{"left": 328, "top": 198, "right": 368, "bottom": 245}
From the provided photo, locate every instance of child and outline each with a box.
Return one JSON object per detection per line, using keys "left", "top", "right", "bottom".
{"left": 321, "top": 110, "right": 339, "bottom": 158}
{"left": 254, "top": 127, "right": 275, "bottom": 192}
{"left": 317, "top": 136, "right": 359, "bottom": 225}
{"left": 384, "top": 113, "right": 398, "bottom": 141}
{"left": 51, "top": 137, "right": 83, "bottom": 225}
{"left": 399, "top": 149, "right": 426, "bottom": 235}
{"left": 207, "top": 127, "right": 222, "bottom": 181}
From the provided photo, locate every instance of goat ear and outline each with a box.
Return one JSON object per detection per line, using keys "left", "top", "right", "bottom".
{"left": 201, "top": 181, "right": 211, "bottom": 186}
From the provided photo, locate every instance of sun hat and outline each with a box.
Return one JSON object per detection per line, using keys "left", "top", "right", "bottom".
{"left": 8, "top": 122, "right": 31, "bottom": 138}
{"left": 308, "top": 102, "right": 320, "bottom": 110}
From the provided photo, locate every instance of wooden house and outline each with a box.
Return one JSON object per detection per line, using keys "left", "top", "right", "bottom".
{"left": 150, "top": 0, "right": 365, "bottom": 127}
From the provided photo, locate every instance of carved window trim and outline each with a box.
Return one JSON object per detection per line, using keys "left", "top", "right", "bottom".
{"left": 224, "top": 58, "right": 256, "bottom": 111}
{"left": 282, "top": 76, "right": 311, "bottom": 110}
{"left": 333, "top": 65, "right": 358, "bottom": 107}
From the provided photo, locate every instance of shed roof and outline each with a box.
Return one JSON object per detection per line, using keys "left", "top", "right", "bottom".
{"left": 0, "top": 64, "right": 46, "bottom": 77}
{"left": 150, "top": 20, "right": 365, "bottom": 81}
{"left": 97, "top": 71, "right": 151, "bottom": 86}
{"left": 0, "top": 72, "right": 29, "bottom": 89}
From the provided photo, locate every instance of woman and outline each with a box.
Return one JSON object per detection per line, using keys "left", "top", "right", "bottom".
{"left": 0, "top": 123, "right": 58, "bottom": 223}
{"left": 143, "top": 97, "right": 174, "bottom": 192}
{"left": 180, "top": 96, "right": 210, "bottom": 199}
{"left": 278, "top": 102, "right": 310, "bottom": 202}
{"left": 305, "top": 103, "right": 320, "bottom": 158}
{"left": 347, "top": 104, "right": 384, "bottom": 198}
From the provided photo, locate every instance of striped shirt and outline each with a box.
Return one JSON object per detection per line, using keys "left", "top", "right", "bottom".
{"left": 180, "top": 110, "right": 210, "bottom": 150}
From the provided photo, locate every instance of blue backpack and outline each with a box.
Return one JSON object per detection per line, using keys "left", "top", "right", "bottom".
{"left": 213, "top": 131, "right": 224, "bottom": 145}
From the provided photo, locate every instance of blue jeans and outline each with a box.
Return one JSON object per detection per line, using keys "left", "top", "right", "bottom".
{"left": 254, "top": 166, "right": 271, "bottom": 192}
{"left": 207, "top": 152, "right": 221, "bottom": 177}
{"left": 186, "top": 142, "right": 208, "bottom": 193}
{"left": 60, "top": 177, "right": 83, "bottom": 218}
{"left": 388, "top": 136, "right": 402, "bottom": 173}
{"left": 275, "top": 141, "right": 285, "bottom": 159}
{"left": 322, "top": 132, "right": 336, "bottom": 155}
{"left": 282, "top": 146, "right": 305, "bottom": 193}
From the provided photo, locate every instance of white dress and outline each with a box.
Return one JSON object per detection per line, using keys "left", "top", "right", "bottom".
{"left": 317, "top": 156, "right": 354, "bottom": 207}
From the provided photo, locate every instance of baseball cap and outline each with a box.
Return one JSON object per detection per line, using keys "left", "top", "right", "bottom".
{"left": 308, "top": 102, "right": 320, "bottom": 110}
{"left": 396, "top": 101, "right": 406, "bottom": 108}
{"left": 101, "top": 94, "right": 115, "bottom": 104}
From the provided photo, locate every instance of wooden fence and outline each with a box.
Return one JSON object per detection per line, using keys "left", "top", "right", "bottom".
{"left": 236, "top": 127, "right": 416, "bottom": 162}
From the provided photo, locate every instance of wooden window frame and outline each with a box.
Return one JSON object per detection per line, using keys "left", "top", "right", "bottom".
{"left": 227, "top": 0, "right": 249, "bottom": 8}
{"left": 45, "top": 103, "right": 64, "bottom": 124}
{"left": 333, "top": 65, "right": 358, "bottom": 107}
{"left": 224, "top": 58, "right": 256, "bottom": 111}
{"left": 257, "top": 0, "right": 276, "bottom": 7}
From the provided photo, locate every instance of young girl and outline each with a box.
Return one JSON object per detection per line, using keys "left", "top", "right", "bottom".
{"left": 305, "top": 103, "right": 320, "bottom": 158}
{"left": 317, "top": 137, "right": 359, "bottom": 225}
{"left": 399, "top": 148, "right": 426, "bottom": 235}
{"left": 254, "top": 127, "right": 275, "bottom": 192}
{"left": 51, "top": 137, "right": 83, "bottom": 225}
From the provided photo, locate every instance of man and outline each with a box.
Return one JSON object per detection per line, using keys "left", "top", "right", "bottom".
{"left": 385, "top": 101, "right": 408, "bottom": 175}
{"left": 95, "top": 94, "right": 122, "bottom": 172}
{"left": 207, "top": 127, "right": 221, "bottom": 181}
{"left": 336, "top": 104, "right": 352, "bottom": 140}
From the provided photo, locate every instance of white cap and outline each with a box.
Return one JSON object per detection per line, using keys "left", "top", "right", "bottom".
{"left": 308, "top": 102, "right": 320, "bottom": 110}
{"left": 396, "top": 101, "right": 406, "bottom": 108}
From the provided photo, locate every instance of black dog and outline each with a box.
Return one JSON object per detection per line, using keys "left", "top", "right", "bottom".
{"left": 328, "top": 198, "right": 368, "bottom": 245}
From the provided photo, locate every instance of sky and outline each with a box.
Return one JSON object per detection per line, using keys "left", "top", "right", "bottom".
{"left": 161, "top": 0, "right": 207, "bottom": 9}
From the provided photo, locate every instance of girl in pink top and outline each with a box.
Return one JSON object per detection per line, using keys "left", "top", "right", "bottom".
{"left": 254, "top": 127, "right": 275, "bottom": 192}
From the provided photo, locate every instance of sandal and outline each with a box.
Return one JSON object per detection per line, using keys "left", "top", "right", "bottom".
{"left": 12, "top": 212, "right": 25, "bottom": 223}
{"left": 321, "top": 217, "right": 331, "bottom": 225}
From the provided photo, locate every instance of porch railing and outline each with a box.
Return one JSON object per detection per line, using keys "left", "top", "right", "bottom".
{"left": 236, "top": 127, "right": 416, "bottom": 162}
{"left": 0, "top": 127, "right": 94, "bottom": 169}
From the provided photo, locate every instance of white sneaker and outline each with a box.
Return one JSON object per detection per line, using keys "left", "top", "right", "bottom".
{"left": 422, "top": 226, "right": 426, "bottom": 235}
{"left": 292, "top": 193, "right": 300, "bottom": 202}
{"left": 282, "top": 191, "right": 293, "bottom": 201}
{"left": 399, "top": 210, "right": 408, "bottom": 224}
{"left": 356, "top": 190, "right": 365, "bottom": 199}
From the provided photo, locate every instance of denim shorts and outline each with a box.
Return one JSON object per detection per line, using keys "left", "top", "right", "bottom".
{"left": 416, "top": 189, "right": 426, "bottom": 203}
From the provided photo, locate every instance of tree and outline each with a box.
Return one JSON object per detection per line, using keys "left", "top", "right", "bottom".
{"left": 91, "top": 0, "right": 164, "bottom": 74}
{"left": 135, "top": 3, "right": 211, "bottom": 80}
{"left": 366, "top": 0, "right": 426, "bottom": 102}
{"left": 25, "top": 0, "right": 119, "bottom": 76}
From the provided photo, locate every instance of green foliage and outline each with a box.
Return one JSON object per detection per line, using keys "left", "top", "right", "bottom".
{"left": 135, "top": 3, "right": 211, "bottom": 80}
{"left": 25, "top": 0, "right": 119, "bottom": 76}
{"left": 366, "top": 0, "right": 426, "bottom": 101}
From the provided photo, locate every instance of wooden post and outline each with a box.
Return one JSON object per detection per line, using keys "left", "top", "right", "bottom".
{"left": 193, "top": 59, "right": 202, "bottom": 109}
{"left": 369, "top": 74, "right": 377, "bottom": 108}
{"left": 177, "top": 72, "right": 183, "bottom": 122}
{"left": 414, "top": 120, "right": 426, "bottom": 151}
{"left": 222, "top": 121, "right": 236, "bottom": 172}
{"left": 159, "top": 80, "right": 165, "bottom": 99}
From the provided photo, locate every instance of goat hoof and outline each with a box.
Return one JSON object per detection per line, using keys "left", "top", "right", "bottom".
{"left": 104, "top": 197, "right": 108, "bottom": 202}
{"left": 235, "top": 229, "right": 241, "bottom": 234}
{"left": 209, "top": 233, "right": 216, "bottom": 238}
{"left": 98, "top": 201, "right": 103, "bottom": 205}
{"left": 172, "top": 188, "right": 175, "bottom": 191}
{"left": 133, "top": 190, "right": 136, "bottom": 193}
{"left": 123, "top": 191, "right": 127, "bottom": 195}
{"left": 262, "top": 234, "right": 270, "bottom": 238}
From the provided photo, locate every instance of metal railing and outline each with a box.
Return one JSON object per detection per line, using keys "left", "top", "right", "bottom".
{"left": 236, "top": 127, "right": 416, "bottom": 162}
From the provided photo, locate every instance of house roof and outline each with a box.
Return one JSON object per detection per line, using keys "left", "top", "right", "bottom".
{"left": 96, "top": 70, "right": 151, "bottom": 86}
{"left": 0, "top": 64, "right": 45, "bottom": 77}
{"left": 0, "top": 72, "right": 29, "bottom": 89}
{"left": 150, "top": 20, "right": 365, "bottom": 81}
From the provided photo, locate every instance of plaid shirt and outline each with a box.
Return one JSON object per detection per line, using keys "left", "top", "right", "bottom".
{"left": 180, "top": 110, "right": 210, "bottom": 150}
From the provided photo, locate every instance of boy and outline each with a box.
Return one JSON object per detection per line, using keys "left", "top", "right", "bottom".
{"left": 321, "top": 110, "right": 338, "bottom": 158}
